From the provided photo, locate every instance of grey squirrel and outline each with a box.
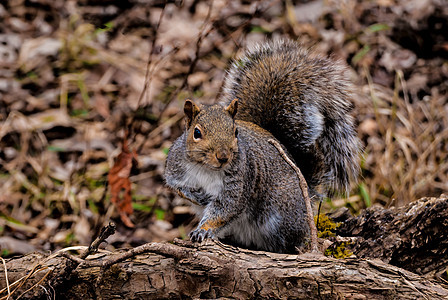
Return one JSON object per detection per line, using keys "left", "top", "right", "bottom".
{"left": 164, "top": 39, "right": 361, "bottom": 253}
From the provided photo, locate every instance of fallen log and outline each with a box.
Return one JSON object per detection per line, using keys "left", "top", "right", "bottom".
{"left": 1, "top": 241, "right": 448, "bottom": 299}
{"left": 1, "top": 195, "right": 447, "bottom": 299}
{"left": 337, "top": 194, "right": 448, "bottom": 279}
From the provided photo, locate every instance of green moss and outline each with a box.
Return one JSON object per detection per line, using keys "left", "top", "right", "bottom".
{"left": 315, "top": 214, "right": 353, "bottom": 259}
{"left": 325, "top": 242, "right": 353, "bottom": 259}
{"left": 315, "top": 214, "right": 341, "bottom": 238}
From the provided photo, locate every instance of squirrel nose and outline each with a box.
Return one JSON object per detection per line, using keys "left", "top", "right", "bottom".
{"left": 216, "top": 150, "right": 230, "bottom": 164}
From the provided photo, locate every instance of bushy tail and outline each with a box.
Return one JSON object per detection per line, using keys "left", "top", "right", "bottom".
{"left": 220, "top": 39, "right": 362, "bottom": 195}
{"left": 319, "top": 117, "right": 362, "bottom": 195}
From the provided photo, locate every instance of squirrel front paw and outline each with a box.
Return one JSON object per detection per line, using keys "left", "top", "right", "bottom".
{"left": 189, "top": 228, "right": 215, "bottom": 243}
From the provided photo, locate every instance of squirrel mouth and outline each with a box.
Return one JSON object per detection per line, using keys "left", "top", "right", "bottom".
{"left": 204, "top": 154, "right": 232, "bottom": 170}
{"left": 206, "top": 161, "right": 228, "bottom": 170}
{"left": 209, "top": 164, "right": 225, "bottom": 170}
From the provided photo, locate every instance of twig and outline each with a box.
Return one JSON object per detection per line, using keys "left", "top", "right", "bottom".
{"left": 60, "top": 253, "right": 86, "bottom": 265}
{"left": 0, "top": 258, "right": 10, "bottom": 300}
{"left": 58, "top": 223, "right": 116, "bottom": 268}
{"left": 134, "top": 3, "right": 167, "bottom": 110}
{"left": 132, "top": 0, "right": 207, "bottom": 153}
{"left": 104, "top": 242, "right": 191, "bottom": 269}
{"left": 61, "top": 241, "right": 193, "bottom": 271}
{"left": 80, "top": 222, "right": 116, "bottom": 260}
{"left": 0, "top": 264, "right": 49, "bottom": 300}
{"left": 129, "top": 3, "right": 168, "bottom": 151}
{"left": 268, "top": 139, "right": 319, "bottom": 253}
{"left": 156, "top": 1, "right": 215, "bottom": 121}
{"left": 16, "top": 268, "right": 53, "bottom": 300}
{"left": 316, "top": 200, "right": 323, "bottom": 232}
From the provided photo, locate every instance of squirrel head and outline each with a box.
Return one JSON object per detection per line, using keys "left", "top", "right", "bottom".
{"left": 184, "top": 99, "right": 238, "bottom": 170}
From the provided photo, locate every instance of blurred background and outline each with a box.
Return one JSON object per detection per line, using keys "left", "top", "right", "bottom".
{"left": 0, "top": 0, "right": 447, "bottom": 256}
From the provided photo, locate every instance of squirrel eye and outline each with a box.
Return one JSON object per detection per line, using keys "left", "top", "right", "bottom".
{"left": 193, "top": 127, "right": 202, "bottom": 140}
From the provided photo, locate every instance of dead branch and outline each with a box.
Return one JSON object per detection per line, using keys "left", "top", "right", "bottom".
{"left": 268, "top": 138, "right": 319, "bottom": 253}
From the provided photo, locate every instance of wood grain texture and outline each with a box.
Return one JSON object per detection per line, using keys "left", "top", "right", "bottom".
{"left": 1, "top": 195, "right": 448, "bottom": 299}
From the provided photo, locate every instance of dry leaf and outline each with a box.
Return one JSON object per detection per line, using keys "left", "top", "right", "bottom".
{"left": 108, "top": 134, "right": 137, "bottom": 228}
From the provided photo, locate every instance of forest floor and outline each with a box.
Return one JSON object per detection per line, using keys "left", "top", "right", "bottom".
{"left": 0, "top": 0, "right": 447, "bottom": 256}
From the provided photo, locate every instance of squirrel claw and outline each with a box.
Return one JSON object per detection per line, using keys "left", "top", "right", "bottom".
{"left": 189, "top": 228, "right": 215, "bottom": 243}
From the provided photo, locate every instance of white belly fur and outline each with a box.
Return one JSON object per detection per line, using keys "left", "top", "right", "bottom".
{"left": 181, "top": 162, "right": 224, "bottom": 197}
{"left": 219, "top": 211, "right": 282, "bottom": 251}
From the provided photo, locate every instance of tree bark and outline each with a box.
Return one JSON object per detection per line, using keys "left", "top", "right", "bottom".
{"left": 337, "top": 194, "right": 448, "bottom": 278}
{"left": 1, "top": 195, "right": 447, "bottom": 299}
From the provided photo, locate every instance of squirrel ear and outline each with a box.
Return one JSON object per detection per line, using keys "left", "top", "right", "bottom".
{"left": 226, "top": 98, "right": 238, "bottom": 119}
{"left": 184, "top": 99, "right": 200, "bottom": 127}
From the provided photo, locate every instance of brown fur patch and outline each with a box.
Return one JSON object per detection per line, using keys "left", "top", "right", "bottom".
{"left": 200, "top": 218, "right": 225, "bottom": 231}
